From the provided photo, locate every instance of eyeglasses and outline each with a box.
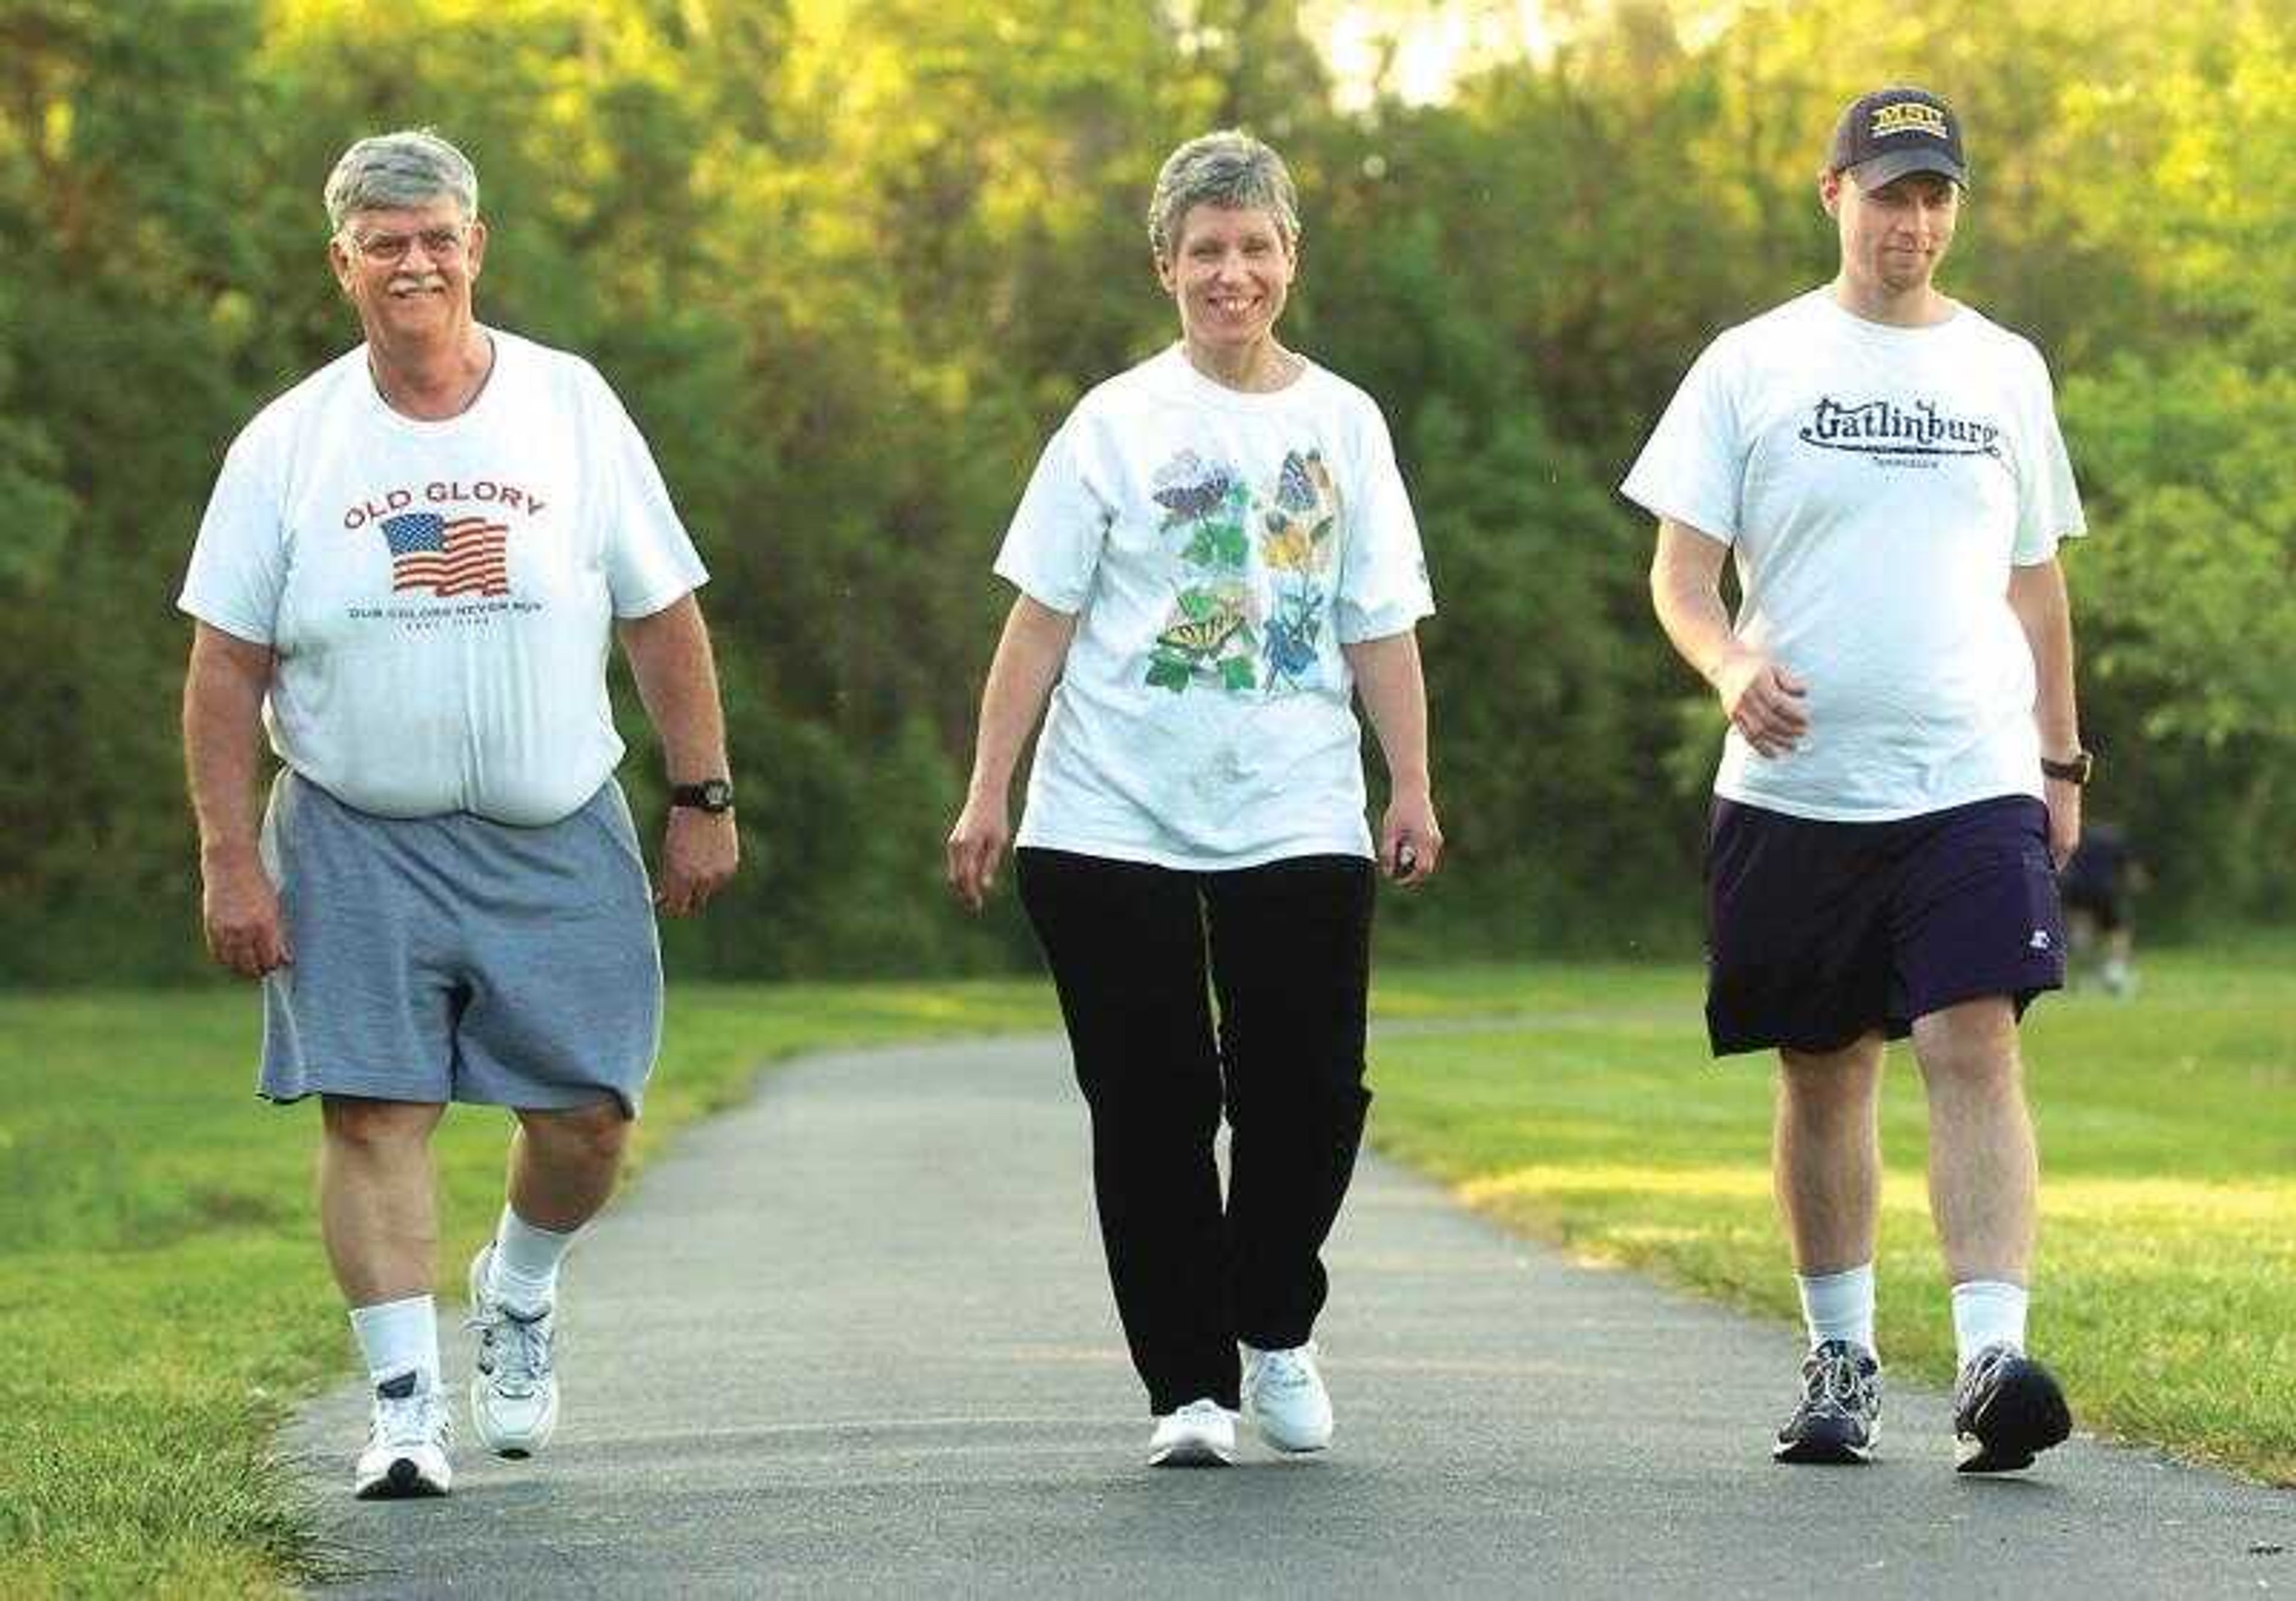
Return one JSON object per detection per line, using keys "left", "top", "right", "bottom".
{"left": 341, "top": 225, "right": 471, "bottom": 265}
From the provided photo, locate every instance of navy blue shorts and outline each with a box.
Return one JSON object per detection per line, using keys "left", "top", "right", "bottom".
{"left": 1703, "top": 795, "right": 2065, "bottom": 1057}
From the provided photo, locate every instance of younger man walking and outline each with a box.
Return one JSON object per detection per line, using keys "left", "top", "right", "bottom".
{"left": 1625, "top": 87, "right": 2086, "bottom": 1472}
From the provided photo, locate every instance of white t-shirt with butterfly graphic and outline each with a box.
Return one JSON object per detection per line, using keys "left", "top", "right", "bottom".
{"left": 996, "top": 344, "right": 1433, "bottom": 869}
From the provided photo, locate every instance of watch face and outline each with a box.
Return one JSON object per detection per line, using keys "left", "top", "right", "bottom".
{"left": 676, "top": 780, "right": 734, "bottom": 812}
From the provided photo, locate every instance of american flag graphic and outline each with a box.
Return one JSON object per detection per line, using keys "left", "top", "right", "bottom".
{"left": 380, "top": 512, "right": 510, "bottom": 597}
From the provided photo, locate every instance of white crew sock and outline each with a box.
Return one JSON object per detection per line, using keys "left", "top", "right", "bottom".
{"left": 349, "top": 1294, "right": 439, "bottom": 1391}
{"left": 487, "top": 1206, "right": 576, "bottom": 1314}
{"left": 1951, "top": 1279, "right": 2029, "bottom": 1364}
{"left": 1796, "top": 1263, "right": 1877, "bottom": 1355}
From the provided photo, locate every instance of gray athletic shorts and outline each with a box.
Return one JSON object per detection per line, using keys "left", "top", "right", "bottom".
{"left": 258, "top": 770, "right": 662, "bottom": 1115}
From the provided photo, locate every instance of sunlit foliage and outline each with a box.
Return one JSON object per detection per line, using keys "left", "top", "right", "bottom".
{"left": 1, "top": 0, "right": 2285, "bottom": 982}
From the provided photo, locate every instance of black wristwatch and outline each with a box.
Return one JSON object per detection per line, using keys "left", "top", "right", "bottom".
{"left": 670, "top": 778, "right": 735, "bottom": 814}
{"left": 2039, "top": 751, "right": 2093, "bottom": 786}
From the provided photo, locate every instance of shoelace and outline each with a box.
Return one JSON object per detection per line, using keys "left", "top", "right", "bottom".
{"left": 373, "top": 1388, "right": 453, "bottom": 1449}
{"left": 1955, "top": 1343, "right": 2011, "bottom": 1406}
{"left": 1253, "top": 1347, "right": 1320, "bottom": 1394}
{"left": 467, "top": 1301, "right": 553, "bottom": 1398}
{"left": 1802, "top": 1345, "right": 1873, "bottom": 1410}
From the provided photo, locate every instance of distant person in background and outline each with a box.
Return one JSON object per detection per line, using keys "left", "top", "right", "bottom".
{"left": 2060, "top": 820, "right": 2141, "bottom": 995}
{"left": 179, "top": 128, "right": 737, "bottom": 1498}
{"left": 1628, "top": 87, "right": 2089, "bottom": 1474}
{"left": 946, "top": 130, "right": 1438, "bottom": 1467}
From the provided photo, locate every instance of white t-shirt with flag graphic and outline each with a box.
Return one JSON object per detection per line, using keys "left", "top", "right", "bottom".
{"left": 1621, "top": 290, "right": 2086, "bottom": 823}
{"left": 179, "top": 328, "right": 707, "bottom": 826}
{"left": 996, "top": 345, "right": 1433, "bottom": 869}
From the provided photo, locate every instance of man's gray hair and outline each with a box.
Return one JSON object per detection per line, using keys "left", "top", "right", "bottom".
{"left": 1146, "top": 129, "right": 1300, "bottom": 261}
{"left": 323, "top": 129, "right": 479, "bottom": 232}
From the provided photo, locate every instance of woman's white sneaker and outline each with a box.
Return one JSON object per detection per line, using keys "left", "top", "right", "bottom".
{"left": 1147, "top": 1398, "right": 1236, "bottom": 1466}
{"left": 352, "top": 1370, "right": 453, "bottom": 1498}
{"left": 1241, "top": 1343, "right": 1333, "bottom": 1453}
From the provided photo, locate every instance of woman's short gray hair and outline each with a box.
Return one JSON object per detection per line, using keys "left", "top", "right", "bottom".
{"left": 1146, "top": 130, "right": 1300, "bottom": 261}
{"left": 323, "top": 129, "right": 479, "bottom": 233}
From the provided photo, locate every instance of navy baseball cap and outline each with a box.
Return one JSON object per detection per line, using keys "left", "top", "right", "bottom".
{"left": 1827, "top": 86, "right": 1968, "bottom": 189}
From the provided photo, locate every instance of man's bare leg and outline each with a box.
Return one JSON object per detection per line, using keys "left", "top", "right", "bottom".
{"left": 1775, "top": 1033, "right": 1885, "bottom": 1276}
{"left": 321, "top": 1096, "right": 453, "bottom": 1495}
{"left": 1910, "top": 997, "right": 2035, "bottom": 1288}
{"left": 1911, "top": 995, "right": 2069, "bottom": 1471}
{"left": 507, "top": 1101, "right": 631, "bottom": 1232}
{"left": 1770, "top": 1034, "right": 1887, "bottom": 1463}
{"left": 466, "top": 1099, "right": 633, "bottom": 1458}
{"left": 320, "top": 1096, "right": 447, "bottom": 1305}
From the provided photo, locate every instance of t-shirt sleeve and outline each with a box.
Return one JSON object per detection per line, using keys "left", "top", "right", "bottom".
{"left": 178, "top": 426, "right": 288, "bottom": 646}
{"left": 993, "top": 414, "right": 1109, "bottom": 615}
{"left": 1334, "top": 396, "right": 1434, "bottom": 643}
{"left": 592, "top": 371, "right": 709, "bottom": 618}
{"left": 1619, "top": 335, "right": 1744, "bottom": 544}
{"left": 2011, "top": 344, "right": 2086, "bottom": 566}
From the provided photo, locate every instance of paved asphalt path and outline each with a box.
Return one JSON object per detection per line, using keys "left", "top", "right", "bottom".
{"left": 290, "top": 1035, "right": 2291, "bottom": 1598}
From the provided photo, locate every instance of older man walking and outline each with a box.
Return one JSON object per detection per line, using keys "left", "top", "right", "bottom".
{"left": 1625, "top": 87, "right": 2086, "bottom": 1474}
{"left": 180, "top": 128, "right": 738, "bottom": 1498}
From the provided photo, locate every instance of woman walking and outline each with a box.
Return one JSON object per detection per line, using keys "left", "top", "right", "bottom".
{"left": 947, "top": 130, "right": 1439, "bottom": 1466}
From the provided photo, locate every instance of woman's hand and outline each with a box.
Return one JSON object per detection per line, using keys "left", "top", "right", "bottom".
{"left": 1379, "top": 790, "right": 1442, "bottom": 887}
{"left": 946, "top": 791, "right": 1012, "bottom": 912}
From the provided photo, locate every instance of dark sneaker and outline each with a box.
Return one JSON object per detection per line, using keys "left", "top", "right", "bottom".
{"left": 1952, "top": 1343, "right": 2072, "bottom": 1473}
{"left": 1773, "top": 1339, "right": 1882, "bottom": 1463}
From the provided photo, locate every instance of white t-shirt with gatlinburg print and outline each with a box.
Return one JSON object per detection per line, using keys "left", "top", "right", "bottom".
{"left": 996, "top": 345, "right": 1433, "bottom": 870}
{"left": 179, "top": 328, "right": 707, "bottom": 826}
{"left": 1621, "top": 290, "right": 2086, "bottom": 823}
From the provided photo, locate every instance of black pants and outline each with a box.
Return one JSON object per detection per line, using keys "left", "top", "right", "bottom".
{"left": 1016, "top": 847, "right": 1376, "bottom": 1414}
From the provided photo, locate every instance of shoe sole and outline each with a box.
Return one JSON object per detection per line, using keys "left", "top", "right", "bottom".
{"left": 1773, "top": 1417, "right": 1877, "bottom": 1465}
{"left": 1773, "top": 1438, "right": 1876, "bottom": 1465}
{"left": 355, "top": 1456, "right": 451, "bottom": 1499}
{"left": 1253, "top": 1422, "right": 1332, "bottom": 1455}
{"left": 1956, "top": 1361, "right": 2072, "bottom": 1474}
{"left": 1244, "top": 1392, "right": 1332, "bottom": 1455}
{"left": 1147, "top": 1438, "right": 1235, "bottom": 1468}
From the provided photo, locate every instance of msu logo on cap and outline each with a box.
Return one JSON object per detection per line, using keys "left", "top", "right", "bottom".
{"left": 1871, "top": 101, "right": 1951, "bottom": 141}
{"left": 1828, "top": 85, "right": 1969, "bottom": 188}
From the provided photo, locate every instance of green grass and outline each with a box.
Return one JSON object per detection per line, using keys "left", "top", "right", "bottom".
{"left": 4, "top": 949, "right": 2288, "bottom": 1594}
{"left": 0, "top": 981, "right": 1054, "bottom": 1599}
{"left": 1363, "top": 945, "right": 2296, "bottom": 1486}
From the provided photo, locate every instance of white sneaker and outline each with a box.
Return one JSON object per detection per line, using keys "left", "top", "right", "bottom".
{"left": 1242, "top": 1343, "right": 1333, "bottom": 1453}
{"left": 353, "top": 1370, "right": 453, "bottom": 1498}
{"left": 1147, "top": 1398, "right": 1236, "bottom": 1467}
{"left": 466, "top": 1245, "right": 559, "bottom": 1458}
